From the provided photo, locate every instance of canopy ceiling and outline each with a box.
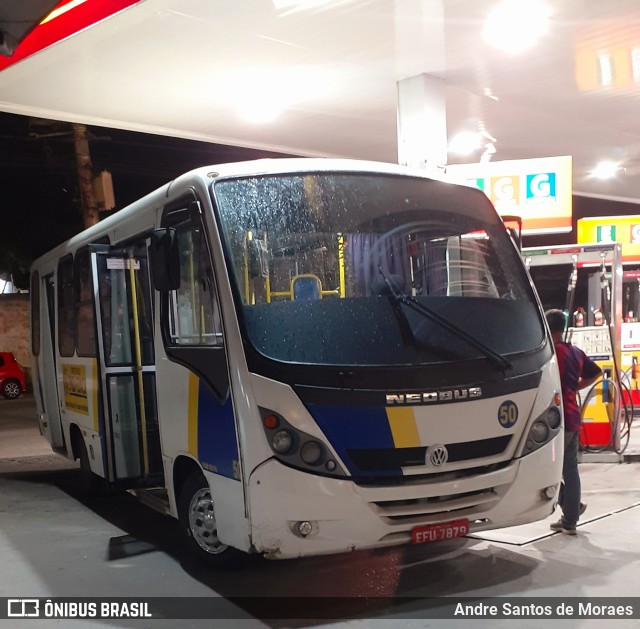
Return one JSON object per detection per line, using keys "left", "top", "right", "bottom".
{"left": 1, "top": 0, "right": 639, "bottom": 202}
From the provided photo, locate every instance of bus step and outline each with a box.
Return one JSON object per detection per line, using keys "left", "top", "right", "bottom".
{"left": 129, "top": 487, "right": 171, "bottom": 515}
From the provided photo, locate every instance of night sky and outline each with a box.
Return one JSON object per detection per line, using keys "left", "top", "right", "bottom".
{"left": 3, "top": 110, "right": 640, "bottom": 292}
{"left": 0, "top": 111, "right": 292, "bottom": 287}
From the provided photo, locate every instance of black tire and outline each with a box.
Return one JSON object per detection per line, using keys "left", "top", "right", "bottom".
{"left": 177, "top": 473, "right": 249, "bottom": 568}
{"left": 2, "top": 379, "right": 21, "bottom": 399}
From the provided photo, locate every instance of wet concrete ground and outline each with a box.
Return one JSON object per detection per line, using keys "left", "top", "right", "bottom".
{"left": 1, "top": 395, "right": 639, "bottom": 628}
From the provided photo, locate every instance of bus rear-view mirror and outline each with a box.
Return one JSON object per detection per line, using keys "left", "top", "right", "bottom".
{"left": 150, "top": 227, "right": 180, "bottom": 291}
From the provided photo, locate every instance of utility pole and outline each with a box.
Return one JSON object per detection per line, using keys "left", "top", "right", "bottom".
{"left": 72, "top": 123, "right": 99, "bottom": 228}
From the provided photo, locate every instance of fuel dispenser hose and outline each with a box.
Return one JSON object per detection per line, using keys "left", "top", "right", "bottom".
{"left": 579, "top": 256, "right": 633, "bottom": 454}
{"left": 579, "top": 373, "right": 633, "bottom": 454}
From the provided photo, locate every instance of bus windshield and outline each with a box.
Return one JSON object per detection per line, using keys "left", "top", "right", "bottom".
{"left": 213, "top": 172, "right": 545, "bottom": 366}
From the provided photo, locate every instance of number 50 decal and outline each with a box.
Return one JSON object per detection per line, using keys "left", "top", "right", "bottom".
{"left": 498, "top": 400, "right": 518, "bottom": 428}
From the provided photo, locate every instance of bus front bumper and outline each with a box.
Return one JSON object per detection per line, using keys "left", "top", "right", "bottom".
{"left": 247, "top": 438, "right": 562, "bottom": 559}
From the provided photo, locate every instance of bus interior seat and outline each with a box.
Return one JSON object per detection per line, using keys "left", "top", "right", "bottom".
{"left": 292, "top": 274, "right": 322, "bottom": 300}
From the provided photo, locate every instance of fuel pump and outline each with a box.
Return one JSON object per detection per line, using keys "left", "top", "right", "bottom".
{"left": 523, "top": 242, "right": 631, "bottom": 457}
{"left": 577, "top": 253, "right": 632, "bottom": 454}
{"left": 563, "top": 255, "right": 578, "bottom": 340}
{"left": 577, "top": 216, "right": 640, "bottom": 408}
{"left": 619, "top": 273, "right": 640, "bottom": 408}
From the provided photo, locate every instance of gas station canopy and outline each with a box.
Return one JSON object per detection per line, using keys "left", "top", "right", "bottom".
{"left": 1, "top": 0, "right": 640, "bottom": 202}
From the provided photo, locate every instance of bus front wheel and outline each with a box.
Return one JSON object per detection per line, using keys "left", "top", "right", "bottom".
{"left": 178, "top": 473, "right": 247, "bottom": 568}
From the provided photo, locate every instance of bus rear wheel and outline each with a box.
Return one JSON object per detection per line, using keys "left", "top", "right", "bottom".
{"left": 178, "top": 473, "right": 247, "bottom": 568}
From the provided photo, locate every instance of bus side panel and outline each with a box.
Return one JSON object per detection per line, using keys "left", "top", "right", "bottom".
{"left": 204, "top": 470, "right": 251, "bottom": 552}
{"left": 58, "top": 356, "right": 105, "bottom": 474}
{"left": 154, "top": 354, "right": 250, "bottom": 551}
{"left": 154, "top": 360, "right": 191, "bottom": 458}
{"left": 196, "top": 379, "right": 240, "bottom": 480}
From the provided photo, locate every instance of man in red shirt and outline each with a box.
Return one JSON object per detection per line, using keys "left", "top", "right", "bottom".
{"left": 546, "top": 309, "right": 602, "bottom": 535}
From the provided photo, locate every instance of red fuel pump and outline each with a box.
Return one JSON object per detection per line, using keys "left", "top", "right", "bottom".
{"left": 523, "top": 242, "right": 631, "bottom": 456}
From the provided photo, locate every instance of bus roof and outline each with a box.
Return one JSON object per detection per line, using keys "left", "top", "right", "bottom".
{"left": 197, "top": 157, "right": 439, "bottom": 180}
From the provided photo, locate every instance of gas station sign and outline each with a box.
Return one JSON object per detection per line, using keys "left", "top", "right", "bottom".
{"left": 447, "top": 156, "right": 572, "bottom": 235}
{"left": 577, "top": 216, "right": 640, "bottom": 263}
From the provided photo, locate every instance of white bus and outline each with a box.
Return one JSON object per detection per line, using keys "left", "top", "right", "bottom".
{"left": 30, "top": 159, "right": 563, "bottom": 566}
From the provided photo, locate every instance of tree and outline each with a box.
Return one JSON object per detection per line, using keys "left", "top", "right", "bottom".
{"left": 72, "top": 123, "right": 99, "bottom": 228}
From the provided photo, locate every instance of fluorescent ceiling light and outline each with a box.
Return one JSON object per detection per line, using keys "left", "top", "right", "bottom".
{"left": 484, "top": 0, "right": 551, "bottom": 54}
{"left": 226, "top": 70, "right": 290, "bottom": 123}
{"left": 41, "top": 0, "right": 90, "bottom": 25}
{"left": 591, "top": 161, "right": 620, "bottom": 179}
{"left": 598, "top": 53, "right": 614, "bottom": 87}
{"left": 448, "top": 131, "right": 483, "bottom": 155}
{"left": 449, "top": 124, "right": 496, "bottom": 159}
{"left": 272, "top": 0, "right": 354, "bottom": 15}
{"left": 224, "top": 67, "right": 324, "bottom": 124}
{"left": 273, "top": 0, "right": 329, "bottom": 9}
{"left": 632, "top": 48, "right": 640, "bottom": 81}
{"left": 238, "top": 101, "right": 283, "bottom": 124}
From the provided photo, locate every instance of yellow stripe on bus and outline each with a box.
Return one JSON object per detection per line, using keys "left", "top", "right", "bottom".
{"left": 386, "top": 406, "right": 420, "bottom": 448}
{"left": 188, "top": 372, "right": 199, "bottom": 456}
{"left": 92, "top": 360, "right": 99, "bottom": 432}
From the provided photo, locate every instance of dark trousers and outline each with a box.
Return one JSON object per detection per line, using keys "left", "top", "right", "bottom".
{"left": 558, "top": 430, "right": 581, "bottom": 526}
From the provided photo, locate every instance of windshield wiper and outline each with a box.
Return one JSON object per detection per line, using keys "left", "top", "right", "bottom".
{"left": 378, "top": 267, "right": 512, "bottom": 372}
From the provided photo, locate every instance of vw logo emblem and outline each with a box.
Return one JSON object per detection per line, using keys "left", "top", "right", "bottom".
{"left": 427, "top": 445, "right": 448, "bottom": 467}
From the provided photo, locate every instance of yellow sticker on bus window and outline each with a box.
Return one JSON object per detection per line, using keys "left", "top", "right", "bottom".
{"left": 62, "top": 364, "right": 89, "bottom": 415}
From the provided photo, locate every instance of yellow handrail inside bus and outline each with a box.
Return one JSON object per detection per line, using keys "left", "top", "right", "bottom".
{"left": 128, "top": 254, "right": 149, "bottom": 476}
{"left": 244, "top": 231, "right": 252, "bottom": 304}
{"left": 337, "top": 233, "right": 346, "bottom": 298}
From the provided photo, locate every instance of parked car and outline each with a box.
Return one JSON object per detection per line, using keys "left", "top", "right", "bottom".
{"left": 0, "top": 352, "right": 26, "bottom": 399}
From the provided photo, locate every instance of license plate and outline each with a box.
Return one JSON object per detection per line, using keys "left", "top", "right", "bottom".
{"left": 411, "top": 518, "right": 469, "bottom": 544}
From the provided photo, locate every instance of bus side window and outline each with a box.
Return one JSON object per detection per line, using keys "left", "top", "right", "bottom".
{"left": 57, "top": 255, "right": 75, "bottom": 357}
{"left": 75, "top": 248, "right": 97, "bottom": 357}
{"left": 168, "top": 219, "right": 223, "bottom": 347}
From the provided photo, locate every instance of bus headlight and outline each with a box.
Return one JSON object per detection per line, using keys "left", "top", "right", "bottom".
{"left": 300, "top": 440, "right": 323, "bottom": 465}
{"left": 521, "top": 394, "right": 562, "bottom": 456}
{"left": 530, "top": 421, "right": 549, "bottom": 443}
{"left": 545, "top": 406, "right": 561, "bottom": 429}
{"left": 272, "top": 430, "right": 294, "bottom": 454}
{"left": 259, "top": 407, "right": 347, "bottom": 477}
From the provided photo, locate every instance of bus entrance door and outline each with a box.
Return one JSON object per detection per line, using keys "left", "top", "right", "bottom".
{"left": 36, "top": 274, "right": 65, "bottom": 449}
{"left": 90, "top": 244, "right": 163, "bottom": 486}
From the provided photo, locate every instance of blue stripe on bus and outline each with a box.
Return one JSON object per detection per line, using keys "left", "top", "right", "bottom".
{"left": 197, "top": 381, "right": 239, "bottom": 480}
{"left": 306, "top": 403, "right": 399, "bottom": 476}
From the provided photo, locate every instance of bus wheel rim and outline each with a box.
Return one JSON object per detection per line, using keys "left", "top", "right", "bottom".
{"left": 188, "top": 487, "right": 227, "bottom": 554}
